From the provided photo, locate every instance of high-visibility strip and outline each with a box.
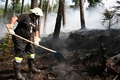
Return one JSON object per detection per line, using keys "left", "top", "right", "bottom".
{"left": 14, "top": 57, "right": 23, "bottom": 63}
{"left": 28, "top": 54, "right": 35, "bottom": 58}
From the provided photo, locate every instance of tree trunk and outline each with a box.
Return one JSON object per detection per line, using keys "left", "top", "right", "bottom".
{"left": 3, "top": 0, "right": 8, "bottom": 17}
{"left": 38, "top": 0, "right": 43, "bottom": 37}
{"left": 79, "top": 0, "right": 86, "bottom": 29}
{"left": 43, "top": 0, "right": 49, "bottom": 35}
{"left": 13, "top": 0, "right": 16, "bottom": 16}
{"left": 62, "top": 0, "right": 66, "bottom": 27}
{"left": 31, "top": 0, "right": 37, "bottom": 9}
{"left": 53, "top": 0, "right": 63, "bottom": 40}
{"left": 39, "top": 0, "right": 43, "bottom": 8}
{"left": 21, "top": 0, "right": 24, "bottom": 14}
{"left": 50, "top": 0, "right": 54, "bottom": 12}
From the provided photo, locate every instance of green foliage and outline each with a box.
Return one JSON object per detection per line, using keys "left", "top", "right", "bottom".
{"left": 101, "top": 9, "right": 117, "bottom": 29}
{"left": 42, "top": 0, "right": 48, "bottom": 12}
{"left": 24, "top": 3, "right": 31, "bottom": 13}
{"left": 4, "top": 0, "right": 22, "bottom": 17}
{"left": 0, "top": 9, "right": 3, "bottom": 18}
{"left": 15, "top": 0, "right": 21, "bottom": 13}
{"left": 102, "top": 9, "right": 115, "bottom": 20}
{"left": 0, "top": 0, "right": 59, "bottom": 18}
{"left": 0, "top": 33, "right": 14, "bottom": 59}
{"left": 5, "top": 2, "right": 31, "bottom": 17}
{"left": 87, "top": 0, "right": 102, "bottom": 7}
{"left": 71, "top": 0, "right": 79, "bottom": 9}
{"left": 11, "top": 0, "right": 21, "bottom": 13}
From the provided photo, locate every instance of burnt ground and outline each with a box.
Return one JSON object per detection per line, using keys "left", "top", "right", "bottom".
{"left": 1, "top": 29, "right": 120, "bottom": 80}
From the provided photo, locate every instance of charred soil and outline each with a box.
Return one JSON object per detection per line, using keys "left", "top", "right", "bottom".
{"left": 1, "top": 29, "right": 120, "bottom": 80}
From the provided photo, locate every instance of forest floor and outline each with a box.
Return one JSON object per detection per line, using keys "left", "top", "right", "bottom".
{"left": 1, "top": 29, "right": 120, "bottom": 80}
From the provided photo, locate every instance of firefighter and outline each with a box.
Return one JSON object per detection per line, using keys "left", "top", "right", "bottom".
{"left": 5, "top": 7, "right": 43, "bottom": 80}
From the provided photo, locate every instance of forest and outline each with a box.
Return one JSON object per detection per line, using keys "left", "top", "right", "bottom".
{"left": 1, "top": 0, "right": 120, "bottom": 80}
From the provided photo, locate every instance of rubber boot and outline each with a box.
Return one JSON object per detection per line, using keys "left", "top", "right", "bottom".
{"left": 15, "top": 70, "right": 25, "bottom": 80}
{"left": 28, "top": 59, "right": 41, "bottom": 73}
{"left": 13, "top": 61, "right": 25, "bottom": 80}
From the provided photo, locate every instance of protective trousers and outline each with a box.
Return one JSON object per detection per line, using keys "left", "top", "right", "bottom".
{"left": 12, "top": 36, "right": 40, "bottom": 80}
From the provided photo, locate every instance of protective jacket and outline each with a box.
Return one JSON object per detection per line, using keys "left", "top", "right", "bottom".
{"left": 15, "top": 14, "right": 38, "bottom": 39}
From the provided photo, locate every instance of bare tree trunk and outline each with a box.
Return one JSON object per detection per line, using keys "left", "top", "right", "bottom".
{"left": 62, "top": 0, "right": 66, "bottom": 27}
{"left": 43, "top": 0, "right": 50, "bottom": 35}
{"left": 3, "top": 0, "right": 8, "bottom": 17}
{"left": 50, "top": 0, "right": 54, "bottom": 12}
{"left": 13, "top": 0, "right": 16, "bottom": 16}
{"left": 39, "top": 0, "right": 43, "bottom": 8}
{"left": 53, "top": 0, "right": 63, "bottom": 40}
{"left": 79, "top": 0, "right": 86, "bottom": 29}
{"left": 21, "top": 0, "right": 24, "bottom": 14}
{"left": 38, "top": 0, "right": 43, "bottom": 37}
{"left": 31, "top": 0, "right": 37, "bottom": 9}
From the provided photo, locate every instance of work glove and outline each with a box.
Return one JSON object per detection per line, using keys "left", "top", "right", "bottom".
{"left": 8, "top": 29, "right": 15, "bottom": 34}
{"left": 34, "top": 36, "right": 41, "bottom": 46}
{"left": 6, "top": 24, "right": 15, "bottom": 34}
{"left": 6, "top": 24, "right": 14, "bottom": 29}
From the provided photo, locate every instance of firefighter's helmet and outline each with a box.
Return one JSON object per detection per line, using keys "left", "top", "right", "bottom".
{"left": 30, "top": 7, "right": 43, "bottom": 16}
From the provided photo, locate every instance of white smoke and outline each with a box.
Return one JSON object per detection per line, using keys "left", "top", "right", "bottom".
{"left": 0, "top": 18, "right": 9, "bottom": 38}
{"left": 40, "top": 0, "right": 118, "bottom": 36}
{"left": 0, "top": 0, "right": 119, "bottom": 37}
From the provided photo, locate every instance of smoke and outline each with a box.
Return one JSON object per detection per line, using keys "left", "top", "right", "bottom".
{"left": 40, "top": 0, "right": 119, "bottom": 36}
{"left": 85, "top": 6, "right": 105, "bottom": 29}
{"left": 0, "top": 18, "right": 9, "bottom": 38}
{"left": 0, "top": 0, "right": 118, "bottom": 38}
{"left": 102, "top": 0, "right": 117, "bottom": 9}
